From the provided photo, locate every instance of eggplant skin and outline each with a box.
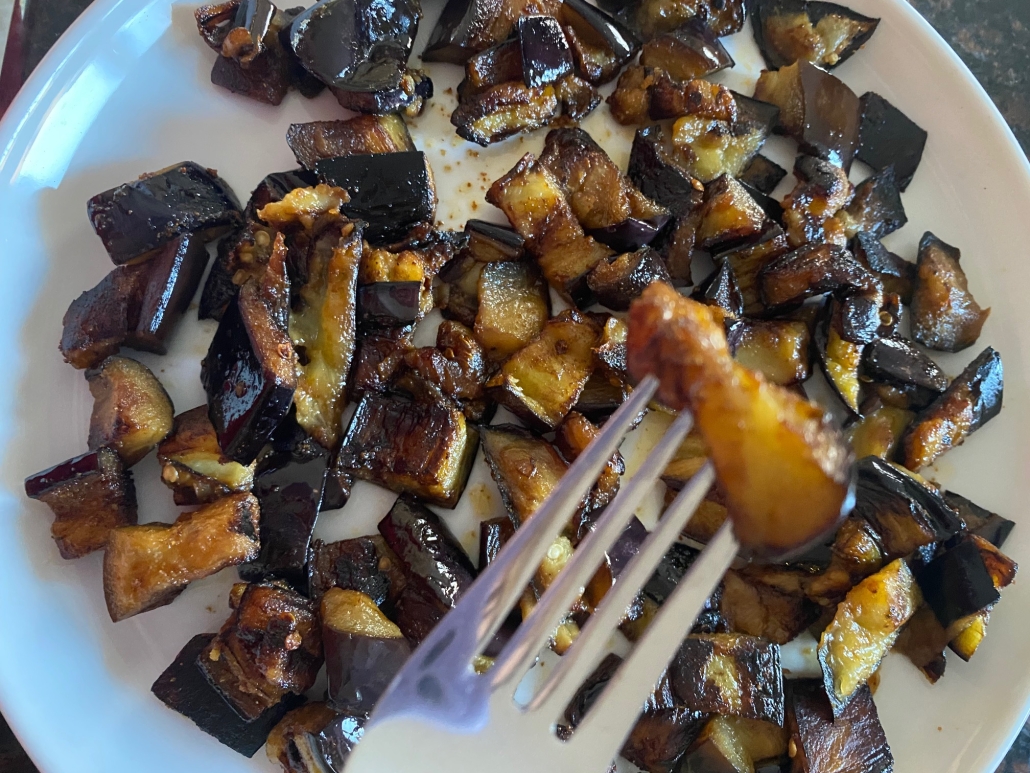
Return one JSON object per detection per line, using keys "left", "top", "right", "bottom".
{"left": 285, "top": 114, "right": 414, "bottom": 170}
{"left": 265, "top": 703, "right": 340, "bottom": 772}
{"left": 898, "top": 346, "right": 1003, "bottom": 472}
{"left": 152, "top": 633, "right": 304, "bottom": 758}
{"left": 916, "top": 537, "right": 1000, "bottom": 631}
{"left": 158, "top": 406, "right": 255, "bottom": 506}
{"left": 518, "top": 15, "right": 573, "bottom": 88}
{"left": 752, "top": 0, "right": 880, "bottom": 71}
{"left": 421, "top": 0, "right": 562, "bottom": 63}
{"left": 338, "top": 393, "right": 480, "bottom": 508}
{"left": 451, "top": 81, "right": 561, "bottom": 146}
{"left": 308, "top": 535, "right": 409, "bottom": 611}
{"left": 910, "top": 232, "right": 990, "bottom": 353}
{"left": 858, "top": 91, "right": 927, "bottom": 190}
{"left": 24, "top": 447, "right": 137, "bottom": 560}
{"left": 587, "top": 246, "right": 671, "bottom": 312}
{"left": 87, "top": 162, "right": 243, "bottom": 265}
{"left": 480, "top": 424, "right": 569, "bottom": 526}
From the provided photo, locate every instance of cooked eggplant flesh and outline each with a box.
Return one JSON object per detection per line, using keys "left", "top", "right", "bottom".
{"left": 204, "top": 9, "right": 293, "bottom": 107}
{"left": 480, "top": 424, "right": 569, "bottom": 526}
{"left": 103, "top": 492, "right": 260, "bottom": 622}
{"left": 556, "top": 411, "right": 625, "bottom": 513}
{"left": 633, "top": 0, "right": 746, "bottom": 39}
{"left": 559, "top": 0, "right": 640, "bottom": 85}
{"left": 464, "top": 218, "right": 525, "bottom": 261}
{"left": 421, "top": 0, "right": 562, "bottom": 63}
{"left": 916, "top": 537, "right": 1000, "bottom": 631}
{"left": 337, "top": 393, "right": 479, "bottom": 508}
{"left": 779, "top": 155, "right": 853, "bottom": 249}
{"left": 719, "top": 567, "right": 814, "bottom": 645}
{"left": 670, "top": 114, "right": 773, "bottom": 184}
{"left": 727, "top": 318, "right": 811, "bottom": 386}
{"left": 627, "top": 124, "right": 705, "bottom": 217}
{"left": 152, "top": 633, "right": 303, "bottom": 757}
{"left": 844, "top": 400, "right": 913, "bottom": 460}
{"left": 486, "top": 309, "right": 600, "bottom": 430}
{"left": 266, "top": 702, "right": 340, "bottom": 772}
{"left": 910, "top": 232, "right": 990, "bottom": 353}
{"left": 328, "top": 67, "right": 433, "bottom": 118}
{"left": 899, "top": 346, "right": 1003, "bottom": 472}
{"left": 453, "top": 81, "right": 561, "bottom": 146}
{"left": 86, "top": 355, "right": 174, "bottom": 466}
{"left": 24, "top": 447, "right": 137, "bottom": 560}
{"left": 892, "top": 603, "right": 949, "bottom": 684}
{"left": 640, "top": 22, "right": 733, "bottom": 81}
{"left": 815, "top": 298, "right": 864, "bottom": 415}
{"left": 696, "top": 175, "right": 768, "bottom": 252}
{"left": 835, "top": 166, "right": 907, "bottom": 240}
{"left": 752, "top": 0, "right": 879, "bottom": 70}
{"left": 759, "top": 243, "right": 874, "bottom": 309}
{"left": 158, "top": 406, "right": 256, "bottom": 505}
{"left": 475, "top": 260, "right": 551, "bottom": 360}
{"left": 199, "top": 229, "right": 244, "bottom": 322}
{"left": 587, "top": 246, "right": 671, "bottom": 311}
{"left": 285, "top": 115, "right": 414, "bottom": 170}
{"left": 87, "top": 161, "right": 243, "bottom": 265}
{"left": 681, "top": 716, "right": 789, "bottom": 773}
{"left": 944, "top": 491, "right": 1015, "bottom": 548}
{"left": 462, "top": 39, "right": 523, "bottom": 96}
{"left": 650, "top": 76, "right": 738, "bottom": 123}
{"left": 628, "top": 283, "right": 853, "bottom": 557}
{"left": 721, "top": 226, "right": 792, "bottom": 316}
{"left": 858, "top": 91, "right": 927, "bottom": 190}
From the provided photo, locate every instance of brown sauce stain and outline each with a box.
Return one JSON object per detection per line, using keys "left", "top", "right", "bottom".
{"left": 468, "top": 483, "right": 494, "bottom": 517}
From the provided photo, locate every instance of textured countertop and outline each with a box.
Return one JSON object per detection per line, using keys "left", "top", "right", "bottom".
{"left": 0, "top": 0, "right": 1028, "bottom": 772}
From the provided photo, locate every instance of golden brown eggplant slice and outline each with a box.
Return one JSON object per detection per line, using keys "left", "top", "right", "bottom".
{"left": 910, "top": 232, "right": 990, "bottom": 353}
{"left": 266, "top": 703, "right": 340, "bottom": 772}
{"left": 201, "top": 581, "right": 322, "bottom": 720}
{"left": 24, "top": 447, "right": 137, "bottom": 560}
{"left": 843, "top": 399, "right": 913, "bottom": 460}
{"left": 752, "top": 0, "right": 879, "bottom": 70}
{"left": 103, "top": 492, "right": 260, "bottom": 621}
{"left": 628, "top": 283, "right": 854, "bottom": 557}
{"left": 817, "top": 558, "right": 920, "bottom": 715}
{"left": 720, "top": 226, "right": 792, "bottom": 316}
{"left": 461, "top": 39, "right": 523, "bottom": 96}
{"left": 158, "top": 406, "right": 256, "bottom": 506}
{"left": 720, "top": 568, "right": 814, "bottom": 645}
{"left": 285, "top": 114, "right": 414, "bottom": 170}
{"left": 86, "top": 355, "right": 174, "bottom": 466}
{"left": 633, "top": 0, "right": 746, "bottom": 39}
{"left": 778, "top": 155, "right": 853, "bottom": 248}
{"left": 898, "top": 346, "right": 1003, "bottom": 472}
{"left": 640, "top": 22, "right": 734, "bottom": 81}
{"left": 475, "top": 260, "right": 551, "bottom": 360}
{"left": 857, "top": 91, "right": 927, "bottom": 190}
{"left": 681, "top": 716, "right": 789, "bottom": 773}
{"left": 670, "top": 114, "right": 773, "bottom": 185}
{"left": 650, "top": 76, "right": 738, "bottom": 123}
{"left": 337, "top": 393, "right": 479, "bottom": 508}
{"left": 452, "top": 81, "right": 561, "bottom": 146}
{"left": 696, "top": 176, "right": 767, "bottom": 252}
{"left": 608, "top": 65, "right": 657, "bottom": 125}
{"left": 726, "top": 319, "right": 811, "bottom": 386}
{"left": 487, "top": 309, "right": 600, "bottom": 430}
{"left": 481, "top": 424, "right": 570, "bottom": 526}
{"left": 759, "top": 243, "right": 874, "bottom": 309}
{"left": 587, "top": 247, "right": 671, "bottom": 311}
{"left": 555, "top": 411, "right": 625, "bottom": 513}
{"left": 814, "top": 297, "right": 864, "bottom": 415}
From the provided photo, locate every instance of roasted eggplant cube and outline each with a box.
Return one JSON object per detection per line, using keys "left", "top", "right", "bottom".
{"left": 315, "top": 152, "right": 435, "bottom": 243}
{"left": 752, "top": 0, "right": 879, "bottom": 70}
{"left": 818, "top": 558, "right": 920, "bottom": 715}
{"left": 858, "top": 91, "right": 927, "bottom": 190}
{"left": 463, "top": 218, "right": 525, "bottom": 262}
{"left": 202, "top": 250, "right": 296, "bottom": 466}
{"left": 917, "top": 538, "right": 1000, "bottom": 631}
{"left": 681, "top": 716, "right": 788, "bottom": 773}
{"left": 719, "top": 567, "right": 814, "bottom": 645}
{"left": 207, "top": 25, "right": 292, "bottom": 106}
{"left": 103, "top": 492, "right": 260, "bottom": 622}
{"left": 786, "top": 681, "right": 893, "bottom": 773}
{"left": 753, "top": 59, "right": 861, "bottom": 171}
{"left": 321, "top": 588, "right": 411, "bottom": 713}
{"left": 671, "top": 634, "right": 783, "bottom": 725}
{"left": 285, "top": 115, "right": 415, "bottom": 170}
{"left": 696, "top": 176, "right": 768, "bottom": 252}
{"left": 517, "top": 15, "right": 573, "bottom": 87}
{"left": 945, "top": 491, "right": 1016, "bottom": 548}
{"left": 836, "top": 166, "right": 906, "bottom": 240}
{"left": 640, "top": 22, "right": 732, "bottom": 81}
{"left": 845, "top": 399, "right": 913, "bottom": 460}
{"left": 152, "top": 633, "right": 303, "bottom": 757}
{"left": 461, "top": 39, "right": 523, "bottom": 97}
{"left": 24, "top": 447, "right": 137, "bottom": 560}
{"left": 452, "top": 81, "right": 561, "bottom": 146}
{"left": 669, "top": 113, "right": 775, "bottom": 185}
{"left": 739, "top": 154, "right": 787, "bottom": 195}
{"left": 851, "top": 231, "right": 915, "bottom": 302}
{"left": 327, "top": 68, "right": 433, "bottom": 118}
{"left": 338, "top": 393, "right": 479, "bottom": 508}
{"left": 815, "top": 297, "right": 864, "bottom": 415}
{"left": 86, "top": 356, "right": 174, "bottom": 466}
{"left": 201, "top": 581, "right": 323, "bottom": 719}
{"left": 759, "top": 243, "right": 875, "bottom": 309}
{"left": 720, "top": 225, "right": 792, "bottom": 315}
{"left": 245, "top": 168, "right": 320, "bottom": 219}
{"left": 486, "top": 310, "right": 600, "bottom": 431}
{"left": 559, "top": 0, "right": 640, "bottom": 85}
{"left": 899, "top": 346, "right": 1003, "bottom": 472}
{"left": 862, "top": 336, "right": 948, "bottom": 398}
{"left": 481, "top": 424, "right": 569, "bottom": 525}
{"left": 627, "top": 125, "right": 705, "bottom": 216}
{"left": 851, "top": 457, "right": 962, "bottom": 559}
{"left": 475, "top": 260, "right": 551, "bottom": 361}
{"left": 265, "top": 702, "right": 340, "bottom": 771}
{"left": 421, "top": 0, "right": 546, "bottom": 62}
{"left": 87, "top": 161, "right": 242, "bottom": 265}
{"left": 727, "top": 318, "right": 811, "bottom": 386}
{"left": 695, "top": 261, "right": 744, "bottom": 318}
{"left": 910, "top": 232, "right": 990, "bottom": 353}
{"left": 586, "top": 247, "right": 671, "bottom": 311}
{"left": 158, "top": 406, "right": 255, "bottom": 506}
{"left": 308, "top": 535, "right": 408, "bottom": 612}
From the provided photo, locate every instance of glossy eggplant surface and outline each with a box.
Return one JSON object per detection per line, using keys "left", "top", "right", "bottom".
{"left": 857, "top": 91, "right": 927, "bottom": 190}
{"left": 752, "top": 0, "right": 879, "bottom": 70}
{"left": 286, "top": 114, "right": 414, "bottom": 169}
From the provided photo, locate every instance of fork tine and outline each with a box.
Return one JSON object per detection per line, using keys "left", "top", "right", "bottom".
{"left": 571, "top": 519, "right": 738, "bottom": 766}
{"left": 528, "top": 460, "right": 717, "bottom": 719}
{"left": 491, "top": 410, "right": 697, "bottom": 693}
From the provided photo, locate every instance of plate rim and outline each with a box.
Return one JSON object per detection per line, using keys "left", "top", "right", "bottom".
{"left": 1, "top": 0, "right": 1029, "bottom": 770}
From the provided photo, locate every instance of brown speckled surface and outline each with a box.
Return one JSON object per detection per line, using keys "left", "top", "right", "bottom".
{"left": 0, "top": 0, "right": 1028, "bottom": 771}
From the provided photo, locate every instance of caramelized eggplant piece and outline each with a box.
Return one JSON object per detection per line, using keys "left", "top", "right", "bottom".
{"left": 24, "top": 448, "right": 137, "bottom": 560}
{"left": 421, "top": 0, "right": 561, "bottom": 62}
{"left": 943, "top": 491, "right": 1015, "bottom": 548}
{"left": 61, "top": 232, "right": 212, "bottom": 368}
{"left": 198, "top": 222, "right": 279, "bottom": 325}
{"left": 85, "top": 356, "right": 173, "bottom": 466}
{"left": 669, "top": 113, "right": 775, "bottom": 185}
{"left": 330, "top": 68, "right": 433, "bottom": 117}
{"left": 202, "top": 237, "right": 296, "bottom": 465}
{"left": 628, "top": 284, "right": 854, "bottom": 557}
{"left": 453, "top": 81, "right": 561, "bottom": 146}
{"left": 378, "top": 496, "right": 477, "bottom": 642}
{"left": 640, "top": 22, "right": 732, "bottom": 81}
{"left": 103, "top": 492, "right": 260, "bottom": 621}
{"left": 321, "top": 588, "right": 411, "bottom": 713}
{"left": 314, "top": 152, "right": 435, "bottom": 244}
{"left": 556, "top": 412, "right": 625, "bottom": 513}
{"left": 588, "top": 216, "right": 671, "bottom": 253}
{"left": 559, "top": 0, "right": 640, "bottom": 85}
{"left": 266, "top": 702, "right": 340, "bottom": 772}
{"left": 858, "top": 91, "right": 927, "bottom": 190}
{"left": 817, "top": 558, "right": 919, "bottom": 715}
{"left": 696, "top": 176, "right": 767, "bottom": 252}
{"left": 199, "top": 231, "right": 244, "bottom": 322}
{"left": 835, "top": 166, "right": 906, "bottom": 240}
{"left": 752, "top": 0, "right": 879, "bottom": 70}
{"left": 682, "top": 716, "right": 788, "bottom": 773}
{"left": 245, "top": 168, "right": 319, "bottom": 220}
{"left": 158, "top": 406, "right": 256, "bottom": 505}
{"left": 727, "top": 319, "right": 811, "bottom": 386}
{"left": 627, "top": 124, "right": 705, "bottom": 214}
{"left": 844, "top": 399, "right": 913, "bottom": 460}
{"left": 308, "top": 535, "right": 408, "bottom": 612}
{"left": 899, "top": 346, "right": 1003, "bottom": 471}
{"left": 662, "top": 428, "right": 710, "bottom": 491}
{"left": 608, "top": 65, "right": 659, "bottom": 126}
{"left": 851, "top": 457, "right": 961, "bottom": 559}
{"left": 338, "top": 393, "right": 478, "bottom": 507}
{"left": 286, "top": 115, "right": 414, "bottom": 170}
{"left": 695, "top": 261, "right": 744, "bottom": 318}
{"left": 556, "top": 73, "right": 604, "bottom": 120}
{"left": 358, "top": 247, "right": 438, "bottom": 330}
{"left": 720, "top": 225, "right": 791, "bottom": 315}
{"left": 461, "top": 39, "right": 523, "bottom": 96}
{"left": 863, "top": 336, "right": 948, "bottom": 398}
{"left": 437, "top": 256, "right": 484, "bottom": 328}
{"left": 479, "top": 515, "right": 517, "bottom": 568}
{"left": 464, "top": 218, "right": 525, "bottom": 261}
{"left": 290, "top": 712, "right": 368, "bottom": 772}
{"left": 671, "top": 634, "right": 783, "bottom": 724}
{"left": 517, "top": 15, "right": 573, "bottom": 87}
{"left": 786, "top": 681, "right": 892, "bottom": 773}
{"left": 814, "top": 297, "right": 864, "bottom": 415}
{"left": 739, "top": 154, "right": 787, "bottom": 196}
{"left": 87, "top": 162, "right": 242, "bottom": 265}
{"left": 475, "top": 260, "right": 551, "bottom": 360}
{"left": 650, "top": 76, "right": 738, "bottom": 123}
{"left": 152, "top": 633, "right": 303, "bottom": 757}
{"left": 587, "top": 247, "right": 671, "bottom": 311}
{"left": 916, "top": 537, "right": 999, "bottom": 630}
{"left": 910, "top": 232, "right": 990, "bottom": 353}
{"left": 945, "top": 535, "right": 1018, "bottom": 660}
{"left": 487, "top": 310, "right": 600, "bottom": 430}
{"left": 851, "top": 231, "right": 915, "bottom": 303}
{"left": 720, "top": 568, "right": 814, "bottom": 645}
{"left": 481, "top": 424, "right": 569, "bottom": 525}
{"left": 753, "top": 60, "right": 860, "bottom": 171}
{"left": 778, "top": 155, "right": 853, "bottom": 248}
{"left": 759, "top": 243, "right": 874, "bottom": 308}
{"left": 892, "top": 603, "right": 949, "bottom": 683}
{"left": 573, "top": 371, "right": 632, "bottom": 421}
{"left": 633, "top": 0, "right": 746, "bottom": 39}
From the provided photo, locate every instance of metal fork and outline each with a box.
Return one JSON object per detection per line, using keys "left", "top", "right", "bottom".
{"left": 340, "top": 374, "right": 739, "bottom": 773}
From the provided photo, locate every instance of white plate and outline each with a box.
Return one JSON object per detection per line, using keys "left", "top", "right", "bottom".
{"left": 1, "top": 0, "right": 1029, "bottom": 771}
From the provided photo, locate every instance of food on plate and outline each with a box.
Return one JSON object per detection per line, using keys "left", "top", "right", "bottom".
{"left": 751, "top": 0, "right": 879, "bottom": 70}
{"left": 86, "top": 355, "right": 174, "bottom": 466}
{"left": 158, "top": 406, "right": 256, "bottom": 505}
{"left": 858, "top": 91, "right": 928, "bottom": 190}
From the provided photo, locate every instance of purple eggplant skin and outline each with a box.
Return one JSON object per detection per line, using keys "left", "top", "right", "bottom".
{"left": 739, "top": 154, "right": 787, "bottom": 195}
{"left": 87, "top": 161, "right": 243, "bottom": 265}
{"left": 199, "top": 230, "right": 243, "bottom": 322}
{"left": 479, "top": 515, "right": 516, "bottom": 568}
{"left": 694, "top": 260, "right": 743, "bottom": 318}
{"left": 916, "top": 537, "right": 1000, "bottom": 629}
{"left": 645, "top": 542, "right": 723, "bottom": 632}
{"left": 465, "top": 218, "right": 525, "bottom": 261}
{"left": 314, "top": 152, "right": 435, "bottom": 244}
{"left": 356, "top": 282, "right": 422, "bottom": 330}
{"left": 942, "top": 491, "right": 1016, "bottom": 549}
{"left": 290, "top": 713, "right": 367, "bottom": 773}
{"left": 752, "top": 0, "right": 880, "bottom": 71}
{"left": 586, "top": 246, "right": 672, "bottom": 311}
{"left": 245, "top": 168, "right": 319, "bottom": 219}
{"left": 323, "top": 628, "right": 411, "bottom": 714}
{"left": 587, "top": 215, "right": 671, "bottom": 253}
{"left": 844, "top": 166, "right": 907, "bottom": 239}
{"left": 862, "top": 337, "right": 949, "bottom": 395}
{"left": 331, "top": 69, "right": 434, "bottom": 116}
{"left": 288, "top": 0, "right": 420, "bottom": 94}
{"left": 858, "top": 91, "right": 927, "bottom": 190}
{"left": 575, "top": 512, "right": 648, "bottom": 579}
{"left": 561, "top": 0, "right": 640, "bottom": 83}
{"left": 518, "top": 15, "right": 574, "bottom": 88}
{"left": 627, "top": 125, "right": 704, "bottom": 216}
{"left": 278, "top": 8, "right": 328, "bottom": 98}
{"left": 152, "top": 633, "right": 304, "bottom": 757}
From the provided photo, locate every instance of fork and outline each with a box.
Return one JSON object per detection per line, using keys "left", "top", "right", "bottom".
{"left": 337, "top": 374, "right": 739, "bottom": 773}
